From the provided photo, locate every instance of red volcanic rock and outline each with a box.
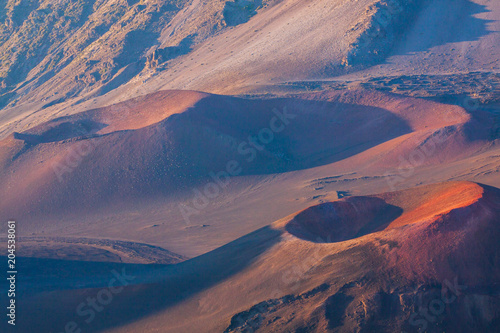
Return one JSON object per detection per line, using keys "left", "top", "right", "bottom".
{"left": 383, "top": 183, "right": 500, "bottom": 284}
{"left": 285, "top": 181, "right": 500, "bottom": 284}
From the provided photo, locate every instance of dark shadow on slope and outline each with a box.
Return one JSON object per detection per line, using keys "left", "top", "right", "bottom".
{"left": 391, "top": 0, "right": 493, "bottom": 56}
{"left": 5, "top": 0, "right": 40, "bottom": 27}
{"left": 161, "top": 94, "right": 413, "bottom": 177}
{"left": 98, "top": 31, "right": 192, "bottom": 97}
{"left": 156, "top": 35, "right": 194, "bottom": 63}
{"left": 14, "top": 119, "right": 107, "bottom": 145}
{"left": 325, "top": 289, "right": 355, "bottom": 329}
{"left": 97, "top": 61, "right": 144, "bottom": 96}
{"left": 10, "top": 226, "right": 282, "bottom": 333}
{"left": 114, "top": 30, "right": 159, "bottom": 67}
{"left": 0, "top": 93, "right": 414, "bottom": 221}
{"left": 346, "top": 0, "right": 492, "bottom": 68}
{"left": 223, "top": 0, "right": 263, "bottom": 26}
{"left": 285, "top": 197, "right": 403, "bottom": 243}
{"left": 11, "top": 118, "right": 107, "bottom": 161}
{"left": 0, "top": 91, "right": 15, "bottom": 109}
{"left": 41, "top": 97, "right": 66, "bottom": 109}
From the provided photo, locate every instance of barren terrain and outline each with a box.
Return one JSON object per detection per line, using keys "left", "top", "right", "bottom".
{"left": 0, "top": 0, "right": 499, "bottom": 332}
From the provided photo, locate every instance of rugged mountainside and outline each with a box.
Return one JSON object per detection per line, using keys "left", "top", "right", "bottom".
{"left": 0, "top": 0, "right": 436, "bottom": 124}
{"left": 0, "top": 0, "right": 186, "bottom": 108}
{"left": 0, "top": 0, "right": 280, "bottom": 110}
{"left": 0, "top": 1, "right": 499, "bottom": 332}
{"left": 0, "top": 0, "right": 498, "bottom": 141}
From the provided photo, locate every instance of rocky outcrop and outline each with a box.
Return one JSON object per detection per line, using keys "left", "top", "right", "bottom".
{"left": 342, "top": 0, "right": 423, "bottom": 67}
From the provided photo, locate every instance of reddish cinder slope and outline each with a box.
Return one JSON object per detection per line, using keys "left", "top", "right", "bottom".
{"left": 381, "top": 182, "right": 500, "bottom": 284}
{"left": 286, "top": 181, "right": 491, "bottom": 241}
{"left": 283, "top": 181, "right": 500, "bottom": 284}
{"left": 382, "top": 181, "right": 486, "bottom": 229}
{"left": 0, "top": 88, "right": 491, "bottom": 223}
{"left": 14, "top": 182, "right": 500, "bottom": 333}
{"left": 227, "top": 181, "right": 500, "bottom": 332}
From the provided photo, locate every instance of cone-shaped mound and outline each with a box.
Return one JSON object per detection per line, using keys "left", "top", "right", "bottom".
{"left": 285, "top": 197, "right": 403, "bottom": 243}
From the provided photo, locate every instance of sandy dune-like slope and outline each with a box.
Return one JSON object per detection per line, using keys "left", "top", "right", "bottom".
{"left": 7, "top": 181, "right": 500, "bottom": 333}
{"left": 0, "top": 1, "right": 498, "bottom": 332}
{"left": 0, "top": 87, "right": 494, "bottom": 227}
